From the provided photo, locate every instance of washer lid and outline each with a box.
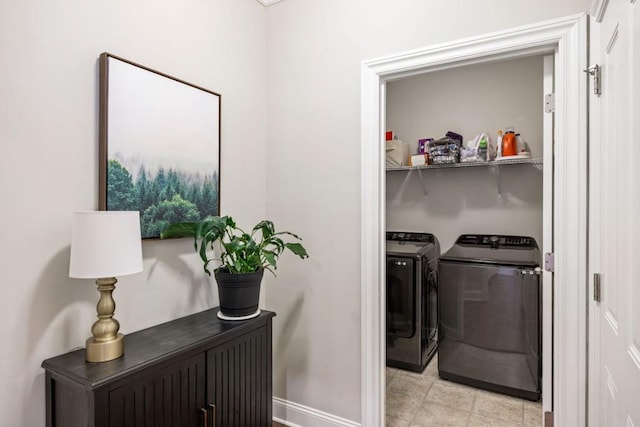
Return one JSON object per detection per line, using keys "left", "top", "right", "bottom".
{"left": 386, "top": 231, "right": 438, "bottom": 256}
{"left": 441, "top": 234, "right": 540, "bottom": 267}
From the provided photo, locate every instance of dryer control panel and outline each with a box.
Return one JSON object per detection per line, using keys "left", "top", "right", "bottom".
{"left": 456, "top": 234, "right": 538, "bottom": 249}
{"left": 387, "top": 231, "right": 434, "bottom": 243}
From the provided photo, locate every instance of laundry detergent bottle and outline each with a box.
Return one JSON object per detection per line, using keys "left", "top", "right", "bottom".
{"left": 502, "top": 128, "right": 517, "bottom": 157}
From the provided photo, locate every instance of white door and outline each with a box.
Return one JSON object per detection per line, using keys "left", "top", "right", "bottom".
{"left": 589, "top": 1, "right": 640, "bottom": 426}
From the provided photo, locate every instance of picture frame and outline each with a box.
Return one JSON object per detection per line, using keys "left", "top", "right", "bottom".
{"left": 98, "top": 52, "right": 221, "bottom": 239}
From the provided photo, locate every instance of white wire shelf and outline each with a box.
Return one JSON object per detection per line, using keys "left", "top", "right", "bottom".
{"left": 386, "top": 157, "right": 543, "bottom": 171}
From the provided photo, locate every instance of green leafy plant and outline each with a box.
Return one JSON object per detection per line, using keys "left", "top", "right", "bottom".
{"left": 161, "top": 215, "right": 309, "bottom": 276}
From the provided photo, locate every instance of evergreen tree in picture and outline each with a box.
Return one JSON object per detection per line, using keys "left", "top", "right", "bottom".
{"left": 106, "top": 159, "right": 218, "bottom": 238}
{"left": 141, "top": 194, "right": 200, "bottom": 239}
{"left": 107, "top": 160, "right": 137, "bottom": 211}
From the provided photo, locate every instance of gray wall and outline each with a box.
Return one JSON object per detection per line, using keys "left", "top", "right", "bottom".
{"left": 265, "top": 0, "right": 588, "bottom": 423}
{"left": 0, "top": 1, "right": 267, "bottom": 425}
{"left": 386, "top": 56, "right": 545, "bottom": 252}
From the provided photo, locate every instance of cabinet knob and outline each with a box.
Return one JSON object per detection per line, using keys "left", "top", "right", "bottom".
{"left": 200, "top": 407, "right": 208, "bottom": 426}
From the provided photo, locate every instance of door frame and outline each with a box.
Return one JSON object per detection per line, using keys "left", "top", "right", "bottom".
{"left": 360, "top": 13, "right": 588, "bottom": 427}
{"left": 587, "top": 4, "right": 603, "bottom": 425}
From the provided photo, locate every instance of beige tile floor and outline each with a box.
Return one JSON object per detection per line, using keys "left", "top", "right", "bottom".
{"left": 386, "top": 354, "right": 543, "bottom": 427}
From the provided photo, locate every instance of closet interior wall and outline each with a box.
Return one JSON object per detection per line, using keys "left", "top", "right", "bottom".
{"left": 385, "top": 55, "right": 545, "bottom": 252}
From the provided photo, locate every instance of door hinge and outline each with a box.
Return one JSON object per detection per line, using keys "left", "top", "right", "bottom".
{"left": 594, "top": 272, "right": 602, "bottom": 302}
{"left": 583, "top": 64, "right": 601, "bottom": 96}
{"left": 544, "top": 252, "right": 555, "bottom": 272}
{"left": 544, "top": 93, "right": 555, "bottom": 113}
{"left": 544, "top": 411, "right": 554, "bottom": 427}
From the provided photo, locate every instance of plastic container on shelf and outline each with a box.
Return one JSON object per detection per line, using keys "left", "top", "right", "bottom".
{"left": 477, "top": 135, "right": 488, "bottom": 161}
{"left": 502, "top": 128, "right": 517, "bottom": 157}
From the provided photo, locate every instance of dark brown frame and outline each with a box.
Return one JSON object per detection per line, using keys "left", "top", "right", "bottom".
{"left": 98, "top": 52, "right": 221, "bottom": 239}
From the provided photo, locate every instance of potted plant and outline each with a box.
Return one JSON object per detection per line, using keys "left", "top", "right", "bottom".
{"left": 161, "top": 215, "right": 308, "bottom": 320}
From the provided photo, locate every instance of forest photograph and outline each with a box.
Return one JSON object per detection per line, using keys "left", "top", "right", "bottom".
{"left": 100, "top": 54, "right": 221, "bottom": 238}
{"left": 107, "top": 159, "right": 218, "bottom": 238}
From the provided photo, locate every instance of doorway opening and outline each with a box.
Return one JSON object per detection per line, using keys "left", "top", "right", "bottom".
{"left": 360, "top": 13, "right": 588, "bottom": 427}
{"left": 384, "top": 52, "right": 551, "bottom": 424}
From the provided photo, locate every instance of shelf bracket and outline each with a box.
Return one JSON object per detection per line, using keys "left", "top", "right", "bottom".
{"left": 416, "top": 168, "right": 429, "bottom": 197}
{"left": 492, "top": 164, "right": 502, "bottom": 197}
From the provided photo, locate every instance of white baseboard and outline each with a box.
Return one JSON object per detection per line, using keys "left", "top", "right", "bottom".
{"left": 273, "top": 397, "right": 361, "bottom": 427}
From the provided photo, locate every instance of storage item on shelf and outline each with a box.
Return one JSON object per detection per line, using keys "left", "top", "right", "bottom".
{"left": 496, "top": 130, "right": 503, "bottom": 158}
{"left": 418, "top": 138, "right": 433, "bottom": 154}
{"left": 409, "top": 154, "right": 428, "bottom": 166}
{"left": 428, "top": 135, "right": 461, "bottom": 165}
{"left": 478, "top": 136, "right": 488, "bottom": 161}
{"left": 516, "top": 133, "right": 531, "bottom": 154}
{"left": 461, "top": 133, "right": 495, "bottom": 162}
{"left": 445, "top": 130, "right": 464, "bottom": 145}
{"left": 386, "top": 139, "right": 410, "bottom": 167}
{"left": 501, "top": 127, "right": 517, "bottom": 156}
{"left": 495, "top": 152, "right": 533, "bottom": 161}
{"left": 496, "top": 128, "right": 532, "bottom": 161}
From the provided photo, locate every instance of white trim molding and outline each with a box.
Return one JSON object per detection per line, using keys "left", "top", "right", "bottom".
{"left": 256, "top": 0, "right": 285, "bottom": 6}
{"left": 361, "top": 13, "right": 588, "bottom": 427}
{"left": 273, "top": 397, "right": 361, "bottom": 427}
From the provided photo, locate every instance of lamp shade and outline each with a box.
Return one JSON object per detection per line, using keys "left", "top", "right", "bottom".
{"left": 69, "top": 211, "right": 143, "bottom": 279}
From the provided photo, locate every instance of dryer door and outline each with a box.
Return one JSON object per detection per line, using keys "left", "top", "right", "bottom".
{"left": 387, "top": 256, "right": 415, "bottom": 338}
{"left": 425, "top": 268, "right": 438, "bottom": 344}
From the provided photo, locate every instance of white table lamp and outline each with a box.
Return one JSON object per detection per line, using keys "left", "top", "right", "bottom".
{"left": 69, "top": 211, "right": 143, "bottom": 362}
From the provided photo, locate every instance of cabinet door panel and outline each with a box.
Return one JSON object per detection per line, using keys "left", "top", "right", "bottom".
{"left": 207, "top": 326, "right": 270, "bottom": 427}
{"left": 109, "top": 353, "right": 206, "bottom": 427}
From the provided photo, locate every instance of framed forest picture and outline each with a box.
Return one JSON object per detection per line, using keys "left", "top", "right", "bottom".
{"left": 98, "top": 53, "right": 221, "bottom": 239}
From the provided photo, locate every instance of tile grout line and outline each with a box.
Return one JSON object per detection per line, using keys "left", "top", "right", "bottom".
{"left": 465, "top": 389, "right": 477, "bottom": 427}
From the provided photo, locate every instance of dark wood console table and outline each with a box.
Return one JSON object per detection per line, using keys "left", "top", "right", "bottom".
{"left": 42, "top": 308, "right": 275, "bottom": 427}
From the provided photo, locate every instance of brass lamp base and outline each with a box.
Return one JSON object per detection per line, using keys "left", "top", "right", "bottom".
{"left": 85, "top": 277, "right": 125, "bottom": 363}
{"left": 86, "top": 333, "right": 124, "bottom": 362}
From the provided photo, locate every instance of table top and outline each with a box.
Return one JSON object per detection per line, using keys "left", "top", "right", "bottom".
{"left": 42, "top": 308, "right": 275, "bottom": 389}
